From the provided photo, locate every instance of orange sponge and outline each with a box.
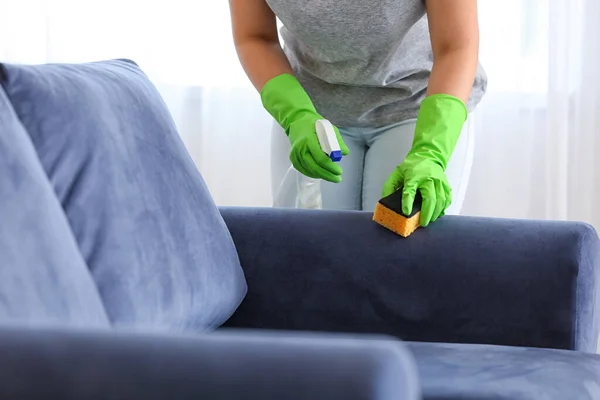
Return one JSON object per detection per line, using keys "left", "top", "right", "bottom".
{"left": 372, "top": 189, "right": 422, "bottom": 237}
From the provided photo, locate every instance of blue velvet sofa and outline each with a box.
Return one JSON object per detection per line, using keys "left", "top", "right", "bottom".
{"left": 0, "top": 58, "right": 599, "bottom": 400}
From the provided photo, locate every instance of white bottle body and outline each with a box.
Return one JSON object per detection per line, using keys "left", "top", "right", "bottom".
{"left": 295, "top": 174, "right": 322, "bottom": 209}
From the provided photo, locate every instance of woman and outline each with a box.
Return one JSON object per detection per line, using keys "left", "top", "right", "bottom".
{"left": 229, "top": 0, "right": 486, "bottom": 227}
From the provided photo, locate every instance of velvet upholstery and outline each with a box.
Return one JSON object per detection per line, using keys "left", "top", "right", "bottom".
{"left": 221, "top": 207, "right": 600, "bottom": 353}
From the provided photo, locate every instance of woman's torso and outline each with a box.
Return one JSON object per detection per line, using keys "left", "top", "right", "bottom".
{"left": 266, "top": 0, "right": 487, "bottom": 127}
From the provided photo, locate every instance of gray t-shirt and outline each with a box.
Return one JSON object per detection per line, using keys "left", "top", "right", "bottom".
{"left": 266, "top": 0, "right": 487, "bottom": 128}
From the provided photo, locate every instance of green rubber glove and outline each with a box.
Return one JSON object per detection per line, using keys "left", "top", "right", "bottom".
{"left": 261, "top": 74, "right": 349, "bottom": 183}
{"left": 382, "top": 94, "right": 467, "bottom": 227}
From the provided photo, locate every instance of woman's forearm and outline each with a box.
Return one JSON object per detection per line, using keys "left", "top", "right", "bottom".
{"left": 424, "top": 0, "right": 480, "bottom": 105}
{"left": 234, "top": 39, "right": 294, "bottom": 92}
{"left": 426, "top": 47, "right": 478, "bottom": 104}
{"left": 230, "top": 0, "right": 293, "bottom": 92}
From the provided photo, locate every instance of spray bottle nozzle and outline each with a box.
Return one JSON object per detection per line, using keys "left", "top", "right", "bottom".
{"left": 315, "top": 119, "right": 342, "bottom": 162}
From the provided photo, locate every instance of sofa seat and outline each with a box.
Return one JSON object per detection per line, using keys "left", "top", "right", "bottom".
{"left": 409, "top": 342, "right": 600, "bottom": 400}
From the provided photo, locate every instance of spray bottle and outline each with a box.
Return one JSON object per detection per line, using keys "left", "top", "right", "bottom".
{"left": 273, "top": 119, "right": 342, "bottom": 209}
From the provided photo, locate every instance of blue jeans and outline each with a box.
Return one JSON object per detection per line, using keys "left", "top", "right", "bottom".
{"left": 271, "top": 116, "right": 475, "bottom": 213}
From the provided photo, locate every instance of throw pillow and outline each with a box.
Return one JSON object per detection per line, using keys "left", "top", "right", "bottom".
{"left": 0, "top": 59, "right": 247, "bottom": 332}
{"left": 0, "top": 83, "right": 109, "bottom": 328}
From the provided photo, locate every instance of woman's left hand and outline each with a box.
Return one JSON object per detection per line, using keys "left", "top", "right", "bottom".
{"left": 382, "top": 153, "right": 452, "bottom": 227}
{"left": 380, "top": 94, "right": 467, "bottom": 227}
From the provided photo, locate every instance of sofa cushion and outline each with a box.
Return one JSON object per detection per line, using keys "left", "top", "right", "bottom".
{"left": 0, "top": 327, "right": 422, "bottom": 400}
{"left": 0, "top": 83, "right": 109, "bottom": 328}
{"left": 0, "top": 59, "right": 247, "bottom": 332}
{"left": 408, "top": 342, "right": 600, "bottom": 400}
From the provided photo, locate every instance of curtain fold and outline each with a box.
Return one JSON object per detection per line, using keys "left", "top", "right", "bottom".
{"left": 0, "top": 0, "right": 598, "bottom": 229}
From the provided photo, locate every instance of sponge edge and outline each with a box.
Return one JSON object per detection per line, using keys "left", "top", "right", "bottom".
{"left": 372, "top": 189, "right": 422, "bottom": 237}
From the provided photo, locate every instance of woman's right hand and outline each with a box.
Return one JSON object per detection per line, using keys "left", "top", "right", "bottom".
{"left": 286, "top": 112, "right": 349, "bottom": 183}
{"left": 261, "top": 74, "right": 349, "bottom": 183}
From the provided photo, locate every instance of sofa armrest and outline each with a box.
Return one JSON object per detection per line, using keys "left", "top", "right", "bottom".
{"left": 220, "top": 207, "right": 600, "bottom": 353}
{"left": 0, "top": 327, "right": 419, "bottom": 400}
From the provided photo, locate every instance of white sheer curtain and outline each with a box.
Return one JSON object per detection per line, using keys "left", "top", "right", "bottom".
{"left": 1, "top": 0, "right": 599, "bottom": 229}
{"left": 464, "top": 0, "right": 600, "bottom": 229}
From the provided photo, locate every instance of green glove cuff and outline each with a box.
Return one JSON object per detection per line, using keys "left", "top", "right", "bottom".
{"left": 410, "top": 94, "right": 468, "bottom": 170}
{"left": 260, "top": 74, "right": 318, "bottom": 135}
